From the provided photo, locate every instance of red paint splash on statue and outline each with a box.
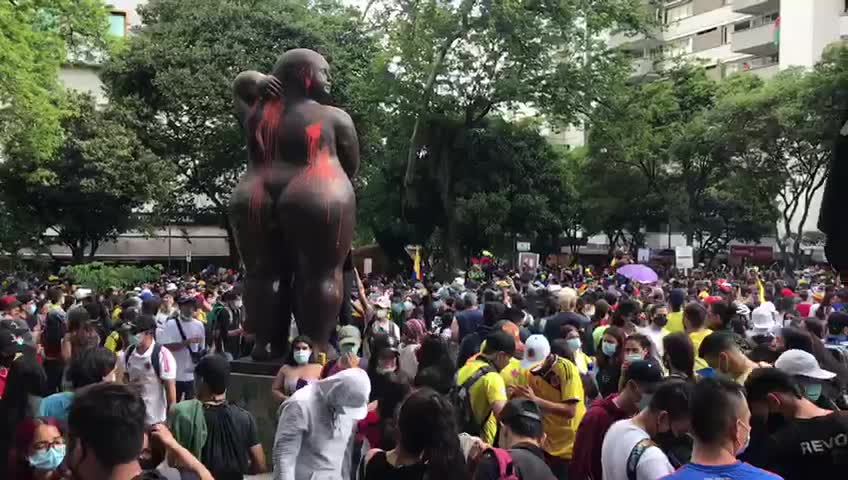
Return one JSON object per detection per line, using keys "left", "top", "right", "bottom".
{"left": 291, "top": 122, "right": 343, "bottom": 247}
{"left": 249, "top": 98, "right": 284, "bottom": 228}
{"left": 300, "top": 67, "right": 313, "bottom": 93}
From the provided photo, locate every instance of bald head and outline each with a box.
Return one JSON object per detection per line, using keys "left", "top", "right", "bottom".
{"left": 271, "top": 48, "right": 331, "bottom": 100}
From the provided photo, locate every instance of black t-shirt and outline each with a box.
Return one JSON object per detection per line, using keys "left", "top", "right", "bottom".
{"left": 200, "top": 403, "right": 260, "bottom": 480}
{"left": 473, "top": 443, "right": 557, "bottom": 480}
{"left": 766, "top": 411, "right": 848, "bottom": 480}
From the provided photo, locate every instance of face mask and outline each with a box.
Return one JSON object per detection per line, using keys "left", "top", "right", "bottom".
{"left": 376, "top": 365, "right": 397, "bottom": 374}
{"left": 566, "top": 338, "right": 582, "bottom": 352}
{"left": 27, "top": 304, "right": 36, "bottom": 315}
{"left": 626, "top": 353, "right": 644, "bottom": 363}
{"left": 29, "top": 445, "right": 66, "bottom": 471}
{"left": 376, "top": 309, "right": 388, "bottom": 319}
{"left": 654, "top": 315, "right": 668, "bottom": 327}
{"left": 804, "top": 383, "right": 823, "bottom": 402}
{"left": 133, "top": 334, "right": 144, "bottom": 345}
{"left": 638, "top": 392, "right": 653, "bottom": 411}
{"left": 602, "top": 341, "right": 618, "bottom": 357}
{"left": 293, "top": 349, "right": 311, "bottom": 365}
{"left": 340, "top": 344, "right": 359, "bottom": 356}
{"left": 736, "top": 421, "right": 751, "bottom": 456}
{"left": 233, "top": 300, "right": 243, "bottom": 309}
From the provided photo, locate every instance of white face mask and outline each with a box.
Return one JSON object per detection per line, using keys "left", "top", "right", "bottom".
{"left": 376, "top": 309, "right": 388, "bottom": 319}
{"left": 233, "top": 299, "right": 243, "bottom": 309}
{"left": 293, "top": 349, "right": 311, "bottom": 365}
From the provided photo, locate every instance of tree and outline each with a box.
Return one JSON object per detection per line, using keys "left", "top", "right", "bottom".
{"left": 0, "top": 92, "right": 173, "bottom": 263}
{"left": 102, "top": 0, "right": 382, "bottom": 265}
{"left": 0, "top": 0, "right": 107, "bottom": 162}
{"left": 362, "top": 0, "right": 653, "bottom": 266}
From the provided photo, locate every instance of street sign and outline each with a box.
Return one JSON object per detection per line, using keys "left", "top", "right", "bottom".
{"left": 363, "top": 258, "right": 373, "bottom": 275}
{"left": 675, "top": 246, "right": 694, "bottom": 269}
{"left": 516, "top": 241, "right": 531, "bottom": 252}
{"left": 518, "top": 252, "right": 540, "bottom": 269}
{"left": 185, "top": 250, "right": 192, "bottom": 264}
{"left": 638, "top": 248, "right": 650, "bottom": 263}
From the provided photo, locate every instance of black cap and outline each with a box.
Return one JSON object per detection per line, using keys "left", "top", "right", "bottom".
{"left": 195, "top": 354, "right": 230, "bottom": 394}
{"left": 0, "top": 329, "right": 22, "bottom": 356}
{"left": 483, "top": 330, "right": 516, "bottom": 356}
{"left": 624, "top": 359, "right": 664, "bottom": 387}
{"left": 130, "top": 314, "right": 157, "bottom": 334}
{"left": 177, "top": 295, "right": 197, "bottom": 307}
{"left": 500, "top": 398, "right": 543, "bottom": 424}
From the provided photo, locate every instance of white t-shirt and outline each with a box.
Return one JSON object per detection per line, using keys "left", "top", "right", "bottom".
{"left": 126, "top": 341, "right": 177, "bottom": 425}
{"left": 160, "top": 318, "right": 205, "bottom": 382}
{"left": 601, "top": 419, "right": 674, "bottom": 480}
{"left": 636, "top": 325, "right": 668, "bottom": 357}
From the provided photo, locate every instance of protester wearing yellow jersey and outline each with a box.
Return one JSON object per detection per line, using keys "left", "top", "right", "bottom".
{"left": 455, "top": 331, "right": 514, "bottom": 444}
{"left": 684, "top": 303, "right": 712, "bottom": 371}
{"left": 511, "top": 335, "right": 585, "bottom": 480}
{"left": 665, "top": 288, "right": 687, "bottom": 333}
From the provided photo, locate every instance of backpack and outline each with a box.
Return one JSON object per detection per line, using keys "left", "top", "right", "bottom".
{"left": 449, "top": 364, "right": 495, "bottom": 436}
{"left": 483, "top": 448, "right": 520, "bottom": 480}
{"left": 200, "top": 403, "right": 251, "bottom": 478}
{"left": 206, "top": 303, "right": 226, "bottom": 347}
{"left": 126, "top": 343, "right": 163, "bottom": 379}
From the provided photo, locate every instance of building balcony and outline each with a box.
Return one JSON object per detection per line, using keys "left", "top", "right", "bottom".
{"left": 732, "top": 0, "right": 780, "bottom": 15}
{"left": 750, "top": 63, "right": 779, "bottom": 79}
{"left": 608, "top": 28, "right": 663, "bottom": 51}
{"left": 732, "top": 23, "right": 779, "bottom": 56}
{"left": 629, "top": 58, "right": 660, "bottom": 83}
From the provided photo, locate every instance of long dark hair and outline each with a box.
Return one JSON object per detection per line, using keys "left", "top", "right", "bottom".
{"left": 10, "top": 417, "right": 63, "bottom": 480}
{"left": 663, "top": 332, "right": 695, "bottom": 381}
{"left": 417, "top": 334, "right": 456, "bottom": 378}
{"left": 396, "top": 388, "right": 468, "bottom": 480}
{"left": 285, "top": 335, "right": 317, "bottom": 367}
{"left": 596, "top": 326, "right": 626, "bottom": 369}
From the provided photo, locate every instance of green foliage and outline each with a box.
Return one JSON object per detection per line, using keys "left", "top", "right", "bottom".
{"left": 102, "top": 0, "right": 382, "bottom": 263}
{"left": 0, "top": 91, "right": 174, "bottom": 262}
{"left": 0, "top": 0, "right": 107, "bottom": 162}
{"left": 64, "top": 262, "right": 162, "bottom": 291}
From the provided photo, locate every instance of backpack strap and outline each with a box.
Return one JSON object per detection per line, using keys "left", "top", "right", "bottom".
{"left": 125, "top": 344, "right": 136, "bottom": 370}
{"left": 626, "top": 438, "right": 656, "bottom": 480}
{"left": 151, "top": 343, "right": 162, "bottom": 379}
{"left": 462, "top": 364, "right": 496, "bottom": 390}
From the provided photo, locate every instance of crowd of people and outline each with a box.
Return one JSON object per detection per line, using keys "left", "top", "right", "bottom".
{"left": 1, "top": 260, "right": 847, "bottom": 480}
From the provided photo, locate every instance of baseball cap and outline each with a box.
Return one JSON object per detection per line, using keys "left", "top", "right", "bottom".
{"left": 195, "top": 354, "right": 231, "bottom": 394}
{"left": 482, "top": 330, "right": 516, "bottom": 357}
{"left": 74, "top": 288, "right": 93, "bottom": 300}
{"left": 177, "top": 295, "right": 197, "bottom": 307}
{"left": 781, "top": 288, "right": 797, "bottom": 297}
{"left": 624, "top": 359, "right": 664, "bottom": 388}
{"left": 500, "top": 398, "right": 543, "bottom": 425}
{"left": 130, "top": 314, "right": 157, "bottom": 334}
{"left": 751, "top": 305, "right": 775, "bottom": 333}
{"left": 0, "top": 329, "right": 23, "bottom": 356}
{"left": 500, "top": 321, "right": 525, "bottom": 355}
{"left": 338, "top": 325, "right": 362, "bottom": 349}
{"left": 166, "top": 283, "right": 178, "bottom": 293}
{"left": 775, "top": 349, "right": 836, "bottom": 380}
{"left": 521, "top": 334, "right": 551, "bottom": 369}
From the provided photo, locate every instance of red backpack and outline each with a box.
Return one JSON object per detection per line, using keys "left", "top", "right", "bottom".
{"left": 484, "top": 448, "right": 520, "bottom": 480}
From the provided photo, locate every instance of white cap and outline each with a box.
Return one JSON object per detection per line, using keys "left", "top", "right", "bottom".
{"left": 74, "top": 288, "right": 92, "bottom": 300}
{"left": 521, "top": 334, "right": 551, "bottom": 369}
{"left": 775, "top": 349, "right": 836, "bottom": 380}
{"left": 751, "top": 305, "right": 775, "bottom": 331}
{"left": 166, "top": 283, "right": 178, "bottom": 292}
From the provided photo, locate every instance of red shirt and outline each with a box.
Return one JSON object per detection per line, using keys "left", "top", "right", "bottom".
{"left": 797, "top": 302, "right": 813, "bottom": 317}
{"left": 570, "top": 394, "right": 631, "bottom": 480}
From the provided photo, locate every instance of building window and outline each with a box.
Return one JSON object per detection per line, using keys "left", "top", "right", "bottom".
{"left": 665, "top": 36, "right": 693, "bottom": 57}
{"left": 109, "top": 12, "right": 127, "bottom": 37}
{"left": 664, "top": 2, "right": 693, "bottom": 24}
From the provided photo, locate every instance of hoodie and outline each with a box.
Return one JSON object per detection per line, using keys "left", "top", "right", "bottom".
{"left": 274, "top": 368, "right": 371, "bottom": 480}
{"left": 569, "top": 394, "right": 631, "bottom": 480}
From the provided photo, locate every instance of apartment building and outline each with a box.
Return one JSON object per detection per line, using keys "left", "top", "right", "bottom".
{"left": 614, "top": 0, "right": 848, "bottom": 83}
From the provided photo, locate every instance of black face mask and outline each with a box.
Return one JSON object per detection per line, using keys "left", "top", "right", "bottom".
{"left": 654, "top": 315, "right": 668, "bottom": 327}
{"left": 654, "top": 431, "right": 692, "bottom": 468}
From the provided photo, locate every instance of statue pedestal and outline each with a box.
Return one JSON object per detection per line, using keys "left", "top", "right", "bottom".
{"left": 227, "top": 359, "right": 282, "bottom": 460}
{"left": 229, "top": 357, "right": 284, "bottom": 376}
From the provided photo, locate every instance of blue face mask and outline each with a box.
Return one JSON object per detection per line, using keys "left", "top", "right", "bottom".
{"left": 29, "top": 445, "right": 66, "bottom": 471}
{"left": 804, "top": 383, "right": 823, "bottom": 402}
{"left": 566, "top": 338, "right": 582, "bottom": 352}
{"left": 602, "top": 341, "right": 618, "bottom": 357}
{"left": 625, "top": 353, "right": 644, "bottom": 363}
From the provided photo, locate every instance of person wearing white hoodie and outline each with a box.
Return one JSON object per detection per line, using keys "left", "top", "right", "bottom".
{"left": 273, "top": 367, "right": 371, "bottom": 480}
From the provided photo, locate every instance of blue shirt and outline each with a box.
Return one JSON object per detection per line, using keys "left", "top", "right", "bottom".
{"left": 38, "top": 391, "right": 74, "bottom": 423}
{"left": 663, "top": 462, "right": 782, "bottom": 480}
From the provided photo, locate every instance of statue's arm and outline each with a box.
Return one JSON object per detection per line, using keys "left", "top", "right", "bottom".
{"left": 333, "top": 108, "right": 360, "bottom": 179}
{"left": 233, "top": 70, "right": 266, "bottom": 128}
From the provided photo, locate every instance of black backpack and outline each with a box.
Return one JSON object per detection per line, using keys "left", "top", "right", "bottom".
{"left": 126, "top": 343, "right": 163, "bottom": 379}
{"left": 449, "top": 364, "right": 495, "bottom": 437}
{"left": 201, "top": 403, "right": 251, "bottom": 478}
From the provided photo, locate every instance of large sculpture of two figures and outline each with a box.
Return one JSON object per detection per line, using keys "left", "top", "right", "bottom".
{"left": 229, "top": 49, "right": 357, "bottom": 360}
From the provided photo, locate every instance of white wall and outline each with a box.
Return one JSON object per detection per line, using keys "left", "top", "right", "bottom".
{"left": 665, "top": 5, "right": 750, "bottom": 42}
{"left": 780, "top": 0, "right": 842, "bottom": 68}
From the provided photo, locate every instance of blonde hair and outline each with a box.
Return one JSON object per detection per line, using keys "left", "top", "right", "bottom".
{"left": 558, "top": 287, "right": 578, "bottom": 312}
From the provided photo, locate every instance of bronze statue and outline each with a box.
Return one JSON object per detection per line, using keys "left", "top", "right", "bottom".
{"left": 230, "top": 49, "right": 359, "bottom": 360}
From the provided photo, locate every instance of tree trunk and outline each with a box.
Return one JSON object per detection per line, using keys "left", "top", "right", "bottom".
{"left": 220, "top": 209, "right": 241, "bottom": 268}
{"left": 69, "top": 242, "right": 85, "bottom": 264}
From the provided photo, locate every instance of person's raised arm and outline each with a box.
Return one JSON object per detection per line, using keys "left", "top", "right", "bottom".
{"left": 233, "top": 71, "right": 281, "bottom": 128}
{"left": 333, "top": 108, "right": 360, "bottom": 180}
{"left": 151, "top": 424, "right": 214, "bottom": 480}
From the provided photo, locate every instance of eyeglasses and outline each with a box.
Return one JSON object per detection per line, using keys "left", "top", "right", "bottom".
{"left": 32, "top": 437, "right": 65, "bottom": 452}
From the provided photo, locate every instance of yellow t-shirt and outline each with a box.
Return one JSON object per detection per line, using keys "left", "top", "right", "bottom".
{"left": 104, "top": 331, "right": 120, "bottom": 352}
{"left": 501, "top": 357, "right": 526, "bottom": 388}
{"left": 689, "top": 328, "right": 713, "bottom": 371}
{"left": 573, "top": 350, "right": 592, "bottom": 375}
{"left": 525, "top": 356, "right": 585, "bottom": 460}
{"left": 666, "top": 311, "right": 684, "bottom": 333}
{"left": 456, "top": 359, "right": 508, "bottom": 444}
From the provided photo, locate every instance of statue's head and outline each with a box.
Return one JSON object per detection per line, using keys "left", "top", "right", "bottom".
{"left": 271, "top": 48, "right": 331, "bottom": 102}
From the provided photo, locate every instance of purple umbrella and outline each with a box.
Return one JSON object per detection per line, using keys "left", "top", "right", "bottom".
{"left": 617, "top": 264, "right": 658, "bottom": 284}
